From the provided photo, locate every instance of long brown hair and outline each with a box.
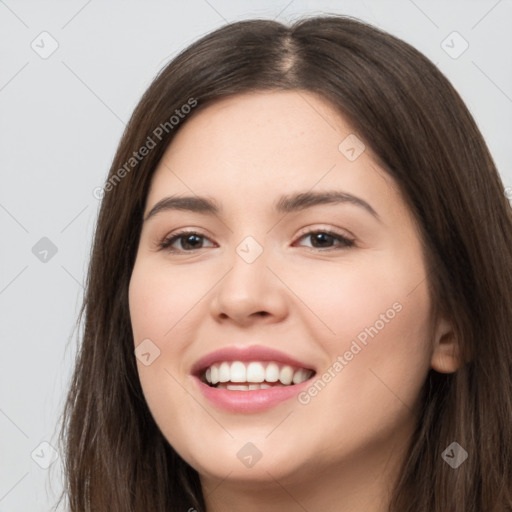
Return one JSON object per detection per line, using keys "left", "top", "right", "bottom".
{"left": 56, "top": 14, "right": 512, "bottom": 511}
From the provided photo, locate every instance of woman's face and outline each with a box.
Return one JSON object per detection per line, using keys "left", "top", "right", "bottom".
{"left": 129, "top": 90, "right": 447, "bottom": 492}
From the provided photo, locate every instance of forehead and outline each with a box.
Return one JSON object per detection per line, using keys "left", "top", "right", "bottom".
{"left": 167, "top": 90, "right": 348, "bottom": 168}
{"left": 145, "top": 90, "right": 399, "bottom": 218}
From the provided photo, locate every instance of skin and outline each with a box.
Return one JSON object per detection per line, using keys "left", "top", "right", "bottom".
{"left": 128, "top": 90, "right": 460, "bottom": 512}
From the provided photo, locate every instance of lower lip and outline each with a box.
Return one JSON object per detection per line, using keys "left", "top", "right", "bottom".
{"left": 192, "top": 376, "right": 314, "bottom": 413}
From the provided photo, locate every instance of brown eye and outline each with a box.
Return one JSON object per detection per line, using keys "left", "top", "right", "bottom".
{"left": 159, "top": 231, "right": 215, "bottom": 252}
{"left": 296, "top": 230, "right": 355, "bottom": 250}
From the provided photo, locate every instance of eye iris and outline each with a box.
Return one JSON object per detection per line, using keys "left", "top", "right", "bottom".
{"left": 311, "top": 232, "right": 333, "bottom": 247}
{"left": 181, "top": 234, "right": 202, "bottom": 250}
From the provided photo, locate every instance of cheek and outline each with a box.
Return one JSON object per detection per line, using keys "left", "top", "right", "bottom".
{"left": 290, "top": 252, "right": 433, "bottom": 401}
{"left": 128, "top": 260, "right": 205, "bottom": 449}
{"left": 287, "top": 251, "right": 430, "bottom": 343}
{"left": 128, "top": 259, "right": 207, "bottom": 343}
{"left": 128, "top": 260, "right": 199, "bottom": 410}
{"left": 289, "top": 265, "right": 432, "bottom": 460}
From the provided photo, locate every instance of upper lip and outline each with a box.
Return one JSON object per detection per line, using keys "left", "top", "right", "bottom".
{"left": 190, "top": 345, "right": 316, "bottom": 377}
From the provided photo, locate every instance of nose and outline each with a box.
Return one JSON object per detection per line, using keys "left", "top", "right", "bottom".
{"left": 209, "top": 241, "right": 288, "bottom": 327}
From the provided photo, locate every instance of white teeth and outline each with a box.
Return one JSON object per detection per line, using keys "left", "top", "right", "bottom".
{"left": 219, "top": 362, "right": 230, "bottom": 382}
{"left": 230, "top": 361, "right": 246, "bottom": 382}
{"left": 292, "top": 368, "right": 309, "bottom": 384}
{"left": 246, "top": 362, "right": 265, "bottom": 382}
{"left": 265, "top": 362, "right": 280, "bottom": 382}
{"left": 210, "top": 365, "right": 219, "bottom": 384}
{"left": 203, "top": 361, "right": 314, "bottom": 387}
{"left": 223, "top": 383, "right": 274, "bottom": 391}
{"left": 279, "top": 365, "right": 294, "bottom": 385}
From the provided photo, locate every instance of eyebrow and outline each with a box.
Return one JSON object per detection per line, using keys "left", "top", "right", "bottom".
{"left": 144, "top": 190, "right": 380, "bottom": 222}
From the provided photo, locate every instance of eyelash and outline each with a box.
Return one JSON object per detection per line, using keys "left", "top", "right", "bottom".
{"left": 158, "top": 228, "right": 355, "bottom": 253}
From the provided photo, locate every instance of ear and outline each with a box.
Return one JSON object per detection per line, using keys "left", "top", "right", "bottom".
{"left": 430, "top": 316, "right": 463, "bottom": 373}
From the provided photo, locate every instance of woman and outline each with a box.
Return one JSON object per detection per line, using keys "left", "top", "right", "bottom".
{"left": 57, "top": 14, "right": 512, "bottom": 512}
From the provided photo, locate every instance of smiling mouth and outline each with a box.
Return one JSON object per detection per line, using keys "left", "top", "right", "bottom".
{"left": 200, "top": 360, "right": 316, "bottom": 391}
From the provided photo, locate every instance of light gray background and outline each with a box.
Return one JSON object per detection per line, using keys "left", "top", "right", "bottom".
{"left": 1, "top": 1, "right": 511, "bottom": 510}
